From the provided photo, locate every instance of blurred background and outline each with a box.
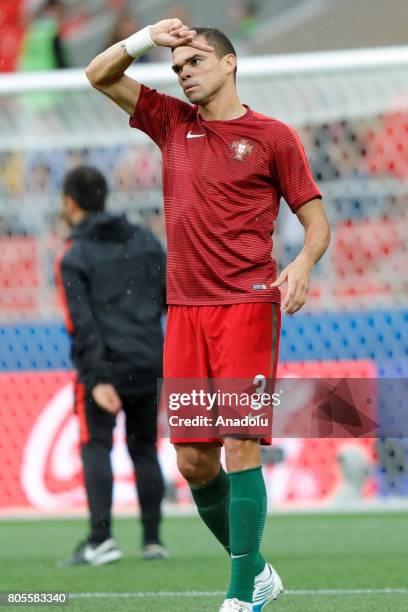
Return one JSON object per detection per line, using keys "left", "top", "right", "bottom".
{"left": 2, "top": 0, "right": 407, "bottom": 73}
{"left": 0, "top": 0, "right": 407, "bottom": 515}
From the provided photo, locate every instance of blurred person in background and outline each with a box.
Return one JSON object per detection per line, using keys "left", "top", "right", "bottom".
{"left": 227, "top": 0, "right": 259, "bottom": 53}
{"left": 18, "top": 0, "right": 68, "bottom": 121}
{"left": 56, "top": 165, "right": 169, "bottom": 565}
{"left": 19, "top": 0, "right": 68, "bottom": 71}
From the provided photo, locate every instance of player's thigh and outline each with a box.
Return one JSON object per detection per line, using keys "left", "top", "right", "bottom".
{"left": 174, "top": 442, "right": 221, "bottom": 484}
{"left": 207, "top": 302, "right": 281, "bottom": 379}
{"left": 74, "top": 381, "right": 116, "bottom": 449}
{"left": 164, "top": 305, "right": 210, "bottom": 378}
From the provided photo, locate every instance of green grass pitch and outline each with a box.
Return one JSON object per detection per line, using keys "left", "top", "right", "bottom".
{"left": 1, "top": 512, "right": 407, "bottom": 611}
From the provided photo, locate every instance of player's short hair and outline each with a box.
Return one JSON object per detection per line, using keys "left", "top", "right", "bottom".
{"left": 63, "top": 166, "right": 108, "bottom": 213}
{"left": 194, "top": 27, "right": 237, "bottom": 78}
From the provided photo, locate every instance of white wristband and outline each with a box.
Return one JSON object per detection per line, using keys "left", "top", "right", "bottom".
{"left": 124, "top": 26, "right": 157, "bottom": 59}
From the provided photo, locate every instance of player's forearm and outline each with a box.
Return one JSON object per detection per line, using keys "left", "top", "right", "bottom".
{"left": 86, "top": 25, "right": 158, "bottom": 88}
{"left": 298, "top": 217, "right": 331, "bottom": 268}
{"left": 86, "top": 42, "right": 135, "bottom": 88}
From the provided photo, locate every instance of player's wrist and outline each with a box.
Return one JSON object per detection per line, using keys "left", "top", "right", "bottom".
{"left": 296, "top": 250, "right": 314, "bottom": 271}
{"left": 124, "top": 26, "right": 157, "bottom": 59}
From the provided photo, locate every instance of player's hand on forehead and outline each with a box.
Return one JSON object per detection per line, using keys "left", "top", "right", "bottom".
{"left": 169, "top": 20, "right": 213, "bottom": 51}
{"left": 150, "top": 19, "right": 214, "bottom": 52}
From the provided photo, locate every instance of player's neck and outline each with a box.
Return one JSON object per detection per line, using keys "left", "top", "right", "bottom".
{"left": 198, "top": 91, "right": 246, "bottom": 122}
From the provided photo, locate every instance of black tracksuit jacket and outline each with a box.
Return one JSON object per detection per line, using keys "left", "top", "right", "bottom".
{"left": 56, "top": 213, "right": 166, "bottom": 395}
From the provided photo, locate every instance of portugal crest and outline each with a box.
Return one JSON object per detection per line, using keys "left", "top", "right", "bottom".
{"left": 231, "top": 139, "right": 254, "bottom": 161}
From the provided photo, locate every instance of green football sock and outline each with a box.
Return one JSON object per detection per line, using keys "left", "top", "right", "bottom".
{"left": 190, "top": 467, "right": 230, "bottom": 554}
{"left": 226, "top": 466, "right": 267, "bottom": 603}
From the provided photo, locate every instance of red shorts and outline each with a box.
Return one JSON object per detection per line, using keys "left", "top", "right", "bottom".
{"left": 164, "top": 303, "right": 281, "bottom": 444}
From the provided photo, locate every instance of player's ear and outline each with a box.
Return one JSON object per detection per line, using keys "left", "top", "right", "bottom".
{"left": 224, "top": 53, "right": 237, "bottom": 78}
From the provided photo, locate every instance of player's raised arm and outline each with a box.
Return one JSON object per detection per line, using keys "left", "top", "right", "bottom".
{"left": 85, "top": 19, "right": 213, "bottom": 115}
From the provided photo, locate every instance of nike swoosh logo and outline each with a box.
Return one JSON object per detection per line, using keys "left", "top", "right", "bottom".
{"left": 231, "top": 553, "right": 249, "bottom": 559}
{"left": 186, "top": 131, "right": 206, "bottom": 139}
{"left": 248, "top": 411, "right": 267, "bottom": 420}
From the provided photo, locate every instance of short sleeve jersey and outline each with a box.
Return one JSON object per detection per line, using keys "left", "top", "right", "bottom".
{"left": 130, "top": 85, "right": 321, "bottom": 305}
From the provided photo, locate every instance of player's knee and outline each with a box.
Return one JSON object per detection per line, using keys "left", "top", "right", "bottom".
{"left": 224, "top": 438, "right": 261, "bottom": 472}
{"left": 176, "top": 447, "right": 219, "bottom": 486}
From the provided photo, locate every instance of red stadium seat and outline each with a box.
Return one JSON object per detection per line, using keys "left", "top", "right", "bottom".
{"left": 0, "top": 237, "right": 40, "bottom": 313}
{"left": 0, "top": 0, "right": 25, "bottom": 72}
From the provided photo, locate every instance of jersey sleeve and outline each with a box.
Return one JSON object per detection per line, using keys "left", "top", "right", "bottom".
{"left": 270, "top": 123, "right": 322, "bottom": 212}
{"left": 129, "top": 85, "right": 193, "bottom": 149}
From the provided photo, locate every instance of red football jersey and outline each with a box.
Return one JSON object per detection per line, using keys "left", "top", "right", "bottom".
{"left": 130, "top": 85, "right": 321, "bottom": 305}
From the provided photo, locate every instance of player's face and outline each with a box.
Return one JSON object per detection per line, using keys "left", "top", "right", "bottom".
{"left": 172, "top": 41, "right": 232, "bottom": 104}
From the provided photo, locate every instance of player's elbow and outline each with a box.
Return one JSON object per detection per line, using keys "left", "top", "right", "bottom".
{"left": 85, "top": 57, "right": 109, "bottom": 89}
{"left": 317, "top": 220, "right": 331, "bottom": 262}
{"left": 322, "top": 217, "right": 331, "bottom": 251}
{"left": 85, "top": 60, "right": 99, "bottom": 88}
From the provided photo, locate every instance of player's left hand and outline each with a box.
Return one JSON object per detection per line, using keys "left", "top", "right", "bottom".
{"left": 271, "top": 253, "right": 313, "bottom": 315}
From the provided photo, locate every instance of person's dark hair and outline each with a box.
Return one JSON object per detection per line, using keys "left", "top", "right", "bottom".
{"left": 193, "top": 27, "right": 237, "bottom": 78}
{"left": 44, "top": 0, "right": 63, "bottom": 8}
{"left": 63, "top": 166, "right": 108, "bottom": 213}
{"left": 36, "top": 0, "right": 64, "bottom": 19}
{"left": 42, "top": 0, "right": 64, "bottom": 13}
{"left": 245, "top": 1, "right": 259, "bottom": 18}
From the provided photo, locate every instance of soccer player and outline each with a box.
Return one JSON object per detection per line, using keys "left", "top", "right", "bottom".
{"left": 56, "top": 166, "right": 168, "bottom": 564}
{"left": 86, "top": 20, "right": 330, "bottom": 611}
